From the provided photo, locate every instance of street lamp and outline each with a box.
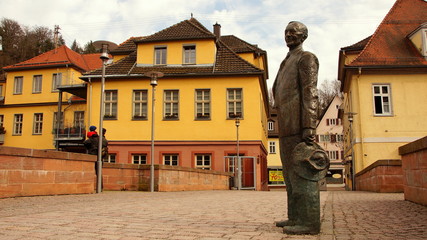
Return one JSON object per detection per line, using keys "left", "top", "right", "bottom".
{"left": 345, "top": 112, "right": 357, "bottom": 191}
{"left": 96, "top": 45, "right": 109, "bottom": 193}
{"left": 235, "top": 118, "right": 241, "bottom": 190}
{"left": 144, "top": 71, "right": 164, "bottom": 192}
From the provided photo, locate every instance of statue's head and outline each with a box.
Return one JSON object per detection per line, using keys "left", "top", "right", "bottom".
{"left": 285, "top": 21, "right": 308, "bottom": 49}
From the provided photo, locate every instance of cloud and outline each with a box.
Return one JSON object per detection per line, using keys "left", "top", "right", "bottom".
{"left": 0, "top": 0, "right": 396, "bottom": 88}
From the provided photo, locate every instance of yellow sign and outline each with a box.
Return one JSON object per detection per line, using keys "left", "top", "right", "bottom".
{"left": 269, "top": 170, "right": 284, "bottom": 182}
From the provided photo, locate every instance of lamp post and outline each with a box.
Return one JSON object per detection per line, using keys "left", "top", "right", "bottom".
{"left": 345, "top": 112, "right": 357, "bottom": 191}
{"left": 235, "top": 118, "right": 241, "bottom": 190}
{"left": 97, "top": 45, "right": 109, "bottom": 193}
{"left": 144, "top": 71, "right": 164, "bottom": 192}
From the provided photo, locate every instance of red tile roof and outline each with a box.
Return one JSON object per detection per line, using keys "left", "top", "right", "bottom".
{"left": 220, "top": 35, "right": 265, "bottom": 54}
{"left": 3, "top": 45, "right": 103, "bottom": 72}
{"left": 84, "top": 39, "right": 262, "bottom": 77}
{"left": 341, "top": 36, "right": 371, "bottom": 52}
{"left": 135, "top": 18, "right": 215, "bottom": 43}
{"left": 349, "top": 0, "right": 427, "bottom": 67}
{"left": 83, "top": 18, "right": 265, "bottom": 78}
{"left": 110, "top": 36, "right": 145, "bottom": 55}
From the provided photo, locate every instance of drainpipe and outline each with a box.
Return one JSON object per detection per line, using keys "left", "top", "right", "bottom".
{"left": 88, "top": 77, "right": 92, "bottom": 129}
{"left": 56, "top": 90, "right": 63, "bottom": 150}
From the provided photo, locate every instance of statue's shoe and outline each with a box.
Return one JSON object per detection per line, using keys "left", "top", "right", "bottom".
{"left": 275, "top": 220, "right": 295, "bottom": 227}
{"left": 283, "top": 225, "right": 319, "bottom": 235}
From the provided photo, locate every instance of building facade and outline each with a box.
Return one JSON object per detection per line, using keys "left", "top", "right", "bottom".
{"left": 0, "top": 45, "right": 102, "bottom": 149}
{"left": 338, "top": 0, "right": 427, "bottom": 190}
{"left": 82, "top": 18, "right": 270, "bottom": 190}
{"left": 267, "top": 108, "right": 284, "bottom": 187}
{"left": 316, "top": 95, "right": 345, "bottom": 187}
{"left": 0, "top": 18, "right": 270, "bottom": 190}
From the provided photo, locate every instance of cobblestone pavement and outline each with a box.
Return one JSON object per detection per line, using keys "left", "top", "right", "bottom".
{"left": 0, "top": 190, "right": 426, "bottom": 240}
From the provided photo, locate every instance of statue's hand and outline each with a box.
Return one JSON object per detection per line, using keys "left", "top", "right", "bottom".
{"left": 302, "top": 128, "right": 316, "bottom": 145}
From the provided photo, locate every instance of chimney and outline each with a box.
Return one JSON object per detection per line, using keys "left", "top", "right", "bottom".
{"left": 213, "top": 23, "right": 221, "bottom": 39}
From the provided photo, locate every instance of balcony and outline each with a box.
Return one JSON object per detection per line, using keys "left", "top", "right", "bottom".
{"left": 57, "top": 77, "right": 87, "bottom": 99}
{"left": 54, "top": 126, "right": 87, "bottom": 153}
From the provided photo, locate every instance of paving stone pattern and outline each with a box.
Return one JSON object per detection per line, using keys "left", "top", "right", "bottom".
{"left": 0, "top": 190, "right": 426, "bottom": 239}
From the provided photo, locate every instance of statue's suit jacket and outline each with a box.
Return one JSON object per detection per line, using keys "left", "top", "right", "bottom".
{"left": 272, "top": 46, "right": 319, "bottom": 137}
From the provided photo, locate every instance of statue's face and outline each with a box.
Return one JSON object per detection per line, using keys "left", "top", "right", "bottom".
{"left": 284, "top": 23, "right": 306, "bottom": 49}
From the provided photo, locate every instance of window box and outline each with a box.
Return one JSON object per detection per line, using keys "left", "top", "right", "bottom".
{"left": 196, "top": 113, "right": 210, "bottom": 119}
{"left": 164, "top": 114, "right": 178, "bottom": 119}
{"left": 104, "top": 115, "right": 117, "bottom": 119}
{"left": 229, "top": 113, "right": 242, "bottom": 118}
{"left": 133, "top": 115, "right": 147, "bottom": 120}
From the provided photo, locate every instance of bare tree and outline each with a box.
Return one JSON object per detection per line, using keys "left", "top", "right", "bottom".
{"left": 318, "top": 79, "right": 341, "bottom": 114}
{"left": 0, "top": 18, "right": 65, "bottom": 72}
{"left": 0, "top": 18, "right": 25, "bottom": 67}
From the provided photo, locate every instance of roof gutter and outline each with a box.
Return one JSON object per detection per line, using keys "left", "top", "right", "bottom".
{"left": 80, "top": 71, "right": 264, "bottom": 81}
{"left": 3, "top": 63, "right": 86, "bottom": 73}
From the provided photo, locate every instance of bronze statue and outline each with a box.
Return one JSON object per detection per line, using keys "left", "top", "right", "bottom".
{"left": 272, "top": 21, "right": 330, "bottom": 235}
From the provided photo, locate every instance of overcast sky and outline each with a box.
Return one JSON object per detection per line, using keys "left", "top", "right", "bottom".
{"left": 0, "top": 0, "right": 396, "bottom": 88}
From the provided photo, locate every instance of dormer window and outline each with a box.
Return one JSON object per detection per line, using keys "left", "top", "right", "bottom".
{"left": 408, "top": 23, "right": 427, "bottom": 59}
{"left": 183, "top": 45, "right": 196, "bottom": 64}
{"left": 154, "top": 46, "right": 167, "bottom": 65}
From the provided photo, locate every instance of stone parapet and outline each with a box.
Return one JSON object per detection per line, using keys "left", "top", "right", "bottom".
{"left": 355, "top": 159, "right": 403, "bottom": 193}
{"left": 0, "top": 146, "right": 96, "bottom": 198}
{"left": 399, "top": 136, "right": 427, "bottom": 206}
{"left": 103, "top": 163, "right": 232, "bottom": 192}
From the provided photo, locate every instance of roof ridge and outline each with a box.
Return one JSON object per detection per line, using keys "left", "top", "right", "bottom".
{"left": 187, "top": 17, "right": 215, "bottom": 36}
{"left": 222, "top": 35, "right": 257, "bottom": 51}
{"left": 63, "top": 45, "right": 89, "bottom": 71}
{"left": 137, "top": 18, "right": 215, "bottom": 43}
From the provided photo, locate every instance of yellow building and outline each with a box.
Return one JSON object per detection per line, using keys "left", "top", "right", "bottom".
{"left": 338, "top": 0, "right": 427, "bottom": 190}
{"left": 0, "top": 46, "right": 102, "bottom": 150}
{"left": 267, "top": 108, "right": 284, "bottom": 187}
{"left": 81, "top": 18, "right": 270, "bottom": 190}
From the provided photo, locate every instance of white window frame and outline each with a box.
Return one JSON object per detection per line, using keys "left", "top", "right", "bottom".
{"left": 53, "top": 111, "right": 64, "bottom": 131}
{"left": 163, "top": 154, "right": 179, "bottom": 166}
{"left": 132, "top": 154, "right": 147, "bottom": 164}
{"left": 164, "top": 90, "right": 179, "bottom": 120}
{"left": 13, "top": 114, "right": 23, "bottom": 135}
{"left": 133, "top": 90, "right": 148, "bottom": 120}
{"left": 183, "top": 45, "right": 196, "bottom": 64}
{"left": 195, "top": 89, "right": 210, "bottom": 119}
{"left": 104, "top": 90, "right": 118, "bottom": 119}
{"left": 52, "top": 73, "right": 62, "bottom": 92}
{"left": 73, "top": 111, "right": 85, "bottom": 129}
{"left": 105, "top": 154, "right": 116, "bottom": 163}
{"left": 227, "top": 88, "right": 243, "bottom": 119}
{"left": 269, "top": 141, "right": 276, "bottom": 154}
{"left": 14, "top": 76, "right": 23, "bottom": 95}
{"left": 154, "top": 46, "right": 167, "bottom": 65}
{"left": 268, "top": 121, "right": 274, "bottom": 131}
{"left": 195, "top": 154, "right": 211, "bottom": 170}
{"left": 327, "top": 151, "right": 338, "bottom": 160}
{"left": 372, "top": 84, "right": 393, "bottom": 116}
{"left": 33, "top": 113, "right": 43, "bottom": 135}
{"left": 32, "top": 75, "right": 42, "bottom": 93}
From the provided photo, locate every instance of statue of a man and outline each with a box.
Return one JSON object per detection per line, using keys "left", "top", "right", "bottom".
{"left": 272, "top": 21, "right": 329, "bottom": 235}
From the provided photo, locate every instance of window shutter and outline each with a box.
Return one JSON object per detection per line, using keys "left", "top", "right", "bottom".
{"left": 331, "top": 134, "right": 336, "bottom": 143}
